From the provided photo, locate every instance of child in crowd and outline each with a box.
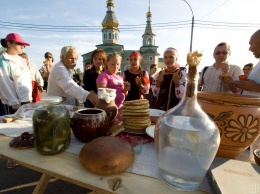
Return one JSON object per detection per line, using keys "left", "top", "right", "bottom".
{"left": 122, "top": 51, "right": 150, "bottom": 101}
{"left": 96, "top": 53, "right": 129, "bottom": 109}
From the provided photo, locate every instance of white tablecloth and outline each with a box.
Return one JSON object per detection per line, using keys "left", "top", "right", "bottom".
{"left": 0, "top": 120, "right": 212, "bottom": 193}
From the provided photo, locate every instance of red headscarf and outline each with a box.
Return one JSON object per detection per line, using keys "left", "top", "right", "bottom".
{"left": 130, "top": 51, "right": 142, "bottom": 61}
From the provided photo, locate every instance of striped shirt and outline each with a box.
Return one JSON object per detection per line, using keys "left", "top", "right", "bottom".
{"left": 199, "top": 63, "right": 243, "bottom": 93}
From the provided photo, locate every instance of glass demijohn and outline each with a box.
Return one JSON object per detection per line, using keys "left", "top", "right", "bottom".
{"left": 155, "top": 57, "right": 220, "bottom": 191}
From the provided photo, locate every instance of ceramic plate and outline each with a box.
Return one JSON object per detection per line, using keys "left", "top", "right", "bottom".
{"left": 146, "top": 125, "right": 155, "bottom": 138}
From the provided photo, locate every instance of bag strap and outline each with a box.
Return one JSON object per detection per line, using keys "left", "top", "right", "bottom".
{"left": 201, "top": 66, "right": 209, "bottom": 86}
{"left": 199, "top": 66, "right": 209, "bottom": 91}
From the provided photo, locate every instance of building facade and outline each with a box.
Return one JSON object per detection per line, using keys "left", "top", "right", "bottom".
{"left": 81, "top": 0, "right": 163, "bottom": 73}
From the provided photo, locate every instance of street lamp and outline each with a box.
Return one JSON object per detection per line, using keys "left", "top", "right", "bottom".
{"left": 182, "top": 0, "right": 194, "bottom": 52}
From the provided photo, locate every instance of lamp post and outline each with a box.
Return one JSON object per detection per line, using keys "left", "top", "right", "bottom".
{"left": 182, "top": 0, "right": 194, "bottom": 52}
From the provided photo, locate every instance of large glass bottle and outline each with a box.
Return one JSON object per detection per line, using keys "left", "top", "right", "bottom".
{"left": 33, "top": 96, "right": 71, "bottom": 155}
{"left": 155, "top": 65, "right": 220, "bottom": 191}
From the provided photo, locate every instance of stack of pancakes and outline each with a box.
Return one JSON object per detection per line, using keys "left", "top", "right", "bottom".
{"left": 122, "top": 99, "right": 151, "bottom": 133}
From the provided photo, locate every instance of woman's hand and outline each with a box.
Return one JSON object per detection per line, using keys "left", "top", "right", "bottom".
{"left": 135, "top": 76, "right": 142, "bottom": 87}
{"left": 172, "top": 70, "right": 182, "bottom": 87}
{"left": 123, "top": 81, "right": 131, "bottom": 91}
{"left": 156, "top": 71, "right": 165, "bottom": 87}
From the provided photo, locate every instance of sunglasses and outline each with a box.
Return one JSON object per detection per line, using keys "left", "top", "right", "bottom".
{"left": 46, "top": 56, "right": 53, "bottom": 58}
{"left": 215, "top": 51, "right": 228, "bottom": 55}
{"left": 243, "top": 68, "right": 251, "bottom": 71}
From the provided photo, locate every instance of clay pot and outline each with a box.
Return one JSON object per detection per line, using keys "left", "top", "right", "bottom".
{"left": 94, "top": 99, "right": 118, "bottom": 125}
{"left": 198, "top": 91, "right": 260, "bottom": 159}
{"left": 71, "top": 108, "right": 110, "bottom": 143}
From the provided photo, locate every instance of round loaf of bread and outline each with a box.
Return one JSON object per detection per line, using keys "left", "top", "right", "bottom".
{"left": 79, "top": 136, "right": 135, "bottom": 175}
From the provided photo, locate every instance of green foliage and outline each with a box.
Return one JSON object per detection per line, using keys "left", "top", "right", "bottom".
{"left": 0, "top": 47, "right": 6, "bottom": 55}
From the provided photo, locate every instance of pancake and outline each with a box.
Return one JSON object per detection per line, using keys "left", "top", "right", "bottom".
{"left": 123, "top": 99, "right": 149, "bottom": 106}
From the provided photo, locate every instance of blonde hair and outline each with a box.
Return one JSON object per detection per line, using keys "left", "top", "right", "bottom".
{"left": 107, "top": 52, "right": 122, "bottom": 62}
{"left": 106, "top": 53, "right": 122, "bottom": 69}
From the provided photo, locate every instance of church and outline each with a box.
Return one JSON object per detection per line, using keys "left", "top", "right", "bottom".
{"left": 81, "top": 0, "right": 163, "bottom": 73}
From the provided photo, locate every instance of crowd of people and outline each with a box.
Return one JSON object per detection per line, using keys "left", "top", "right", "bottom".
{"left": 0, "top": 29, "right": 260, "bottom": 166}
{"left": 1, "top": 29, "right": 260, "bottom": 113}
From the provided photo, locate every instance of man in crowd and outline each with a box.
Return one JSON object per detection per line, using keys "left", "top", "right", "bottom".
{"left": 233, "top": 29, "right": 260, "bottom": 95}
{"left": 47, "top": 46, "right": 99, "bottom": 106}
{"left": 198, "top": 42, "right": 242, "bottom": 93}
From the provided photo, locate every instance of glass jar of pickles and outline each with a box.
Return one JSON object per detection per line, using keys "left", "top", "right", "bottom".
{"left": 33, "top": 96, "right": 70, "bottom": 155}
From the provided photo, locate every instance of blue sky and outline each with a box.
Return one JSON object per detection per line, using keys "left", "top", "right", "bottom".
{"left": 0, "top": 0, "right": 259, "bottom": 72}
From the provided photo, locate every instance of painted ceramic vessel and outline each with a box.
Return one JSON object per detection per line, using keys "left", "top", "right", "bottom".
{"left": 198, "top": 91, "right": 260, "bottom": 159}
{"left": 71, "top": 108, "right": 110, "bottom": 143}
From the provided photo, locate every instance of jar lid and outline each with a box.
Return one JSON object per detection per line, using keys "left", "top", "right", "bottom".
{"left": 41, "top": 96, "right": 62, "bottom": 104}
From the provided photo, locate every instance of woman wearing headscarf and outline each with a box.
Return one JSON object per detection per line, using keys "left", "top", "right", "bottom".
{"left": 153, "top": 47, "right": 186, "bottom": 111}
{"left": 122, "top": 51, "right": 150, "bottom": 101}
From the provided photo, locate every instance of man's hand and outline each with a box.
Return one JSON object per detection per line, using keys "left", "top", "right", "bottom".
{"left": 223, "top": 76, "right": 240, "bottom": 93}
{"left": 87, "top": 91, "right": 99, "bottom": 105}
{"left": 38, "top": 86, "right": 43, "bottom": 93}
{"left": 220, "top": 62, "right": 230, "bottom": 74}
{"left": 12, "top": 104, "right": 21, "bottom": 111}
{"left": 236, "top": 80, "right": 260, "bottom": 92}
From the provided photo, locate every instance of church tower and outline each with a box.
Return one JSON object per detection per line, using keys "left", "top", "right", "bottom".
{"left": 139, "top": 0, "right": 160, "bottom": 71}
{"left": 95, "top": 0, "right": 124, "bottom": 53}
{"left": 101, "top": 0, "right": 119, "bottom": 44}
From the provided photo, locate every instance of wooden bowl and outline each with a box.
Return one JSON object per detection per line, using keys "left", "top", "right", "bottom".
{"left": 198, "top": 92, "right": 260, "bottom": 159}
{"left": 253, "top": 149, "right": 260, "bottom": 166}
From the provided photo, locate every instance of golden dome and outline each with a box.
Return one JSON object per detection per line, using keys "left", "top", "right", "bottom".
{"left": 102, "top": 21, "right": 119, "bottom": 28}
{"left": 147, "top": 11, "right": 152, "bottom": 17}
{"left": 107, "top": 0, "right": 114, "bottom": 7}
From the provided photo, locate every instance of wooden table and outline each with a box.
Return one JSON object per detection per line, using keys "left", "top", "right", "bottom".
{"left": 0, "top": 135, "right": 207, "bottom": 194}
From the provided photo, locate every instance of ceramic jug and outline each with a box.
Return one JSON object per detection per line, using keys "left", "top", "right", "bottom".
{"left": 94, "top": 88, "right": 118, "bottom": 125}
{"left": 71, "top": 108, "right": 110, "bottom": 143}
